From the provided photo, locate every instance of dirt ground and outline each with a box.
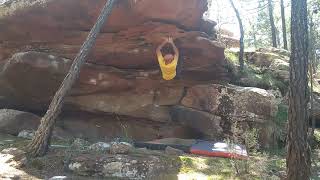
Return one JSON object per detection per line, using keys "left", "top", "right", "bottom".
{"left": 0, "top": 133, "right": 319, "bottom": 180}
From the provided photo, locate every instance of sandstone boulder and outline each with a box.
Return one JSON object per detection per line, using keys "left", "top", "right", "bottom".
{"left": 71, "top": 138, "right": 91, "bottom": 151}
{"left": 0, "top": 0, "right": 234, "bottom": 144}
{"left": 68, "top": 153, "right": 180, "bottom": 179}
{"left": 0, "top": 108, "right": 198, "bottom": 143}
{"left": 165, "top": 146, "right": 184, "bottom": 156}
{"left": 0, "top": 0, "right": 208, "bottom": 33}
{"left": 258, "top": 47, "right": 291, "bottom": 58}
{"left": 270, "top": 59, "right": 289, "bottom": 71}
{"left": 88, "top": 142, "right": 111, "bottom": 152}
{"left": 170, "top": 106, "right": 223, "bottom": 139}
{"left": 310, "top": 93, "right": 320, "bottom": 127}
{"left": 0, "top": 109, "right": 40, "bottom": 135}
{"left": 0, "top": 0, "right": 227, "bottom": 81}
{"left": 181, "top": 84, "right": 278, "bottom": 120}
{"left": 56, "top": 112, "right": 196, "bottom": 142}
{"left": 1, "top": 52, "right": 184, "bottom": 122}
{"left": 246, "top": 48, "right": 290, "bottom": 84}
{"left": 109, "top": 142, "right": 133, "bottom": 155}
{"left": 273, "top": 69, "right": 290, "bottom": 83}
{"left": 270, "top": 59, "right": 290, "bottom": 83}
{"left": 0, "top": 0, "right": 286, "bottom": 149}
{"left": 181, "top": 84, "right": 278, "bottom": 147}
{"left": 247, "top": 52, "right": 284, "bottom": 67}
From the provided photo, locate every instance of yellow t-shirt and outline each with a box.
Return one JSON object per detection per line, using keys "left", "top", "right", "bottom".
{"left": 157, "top": 54, "right": 178, "bottom": 80}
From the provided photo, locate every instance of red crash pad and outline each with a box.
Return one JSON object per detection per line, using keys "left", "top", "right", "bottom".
{"left": 190, "top": 141, "right": 248, "bottom": 159}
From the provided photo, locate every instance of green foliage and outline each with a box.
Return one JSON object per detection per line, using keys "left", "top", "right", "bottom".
{"left": 261, "top": 72, "right": 287, "bottom": 92}
{"left": 265, "top": 156, "right": 286, "bottom": 174}
{"left": 311, "top": 74, "right": 320, "bottom": 94}
{"left": 225, "top": 49, "right": 288, "bottom": 93}
{"left": 315, "top": 129, "right": 320, "bottom": 145}
{"left": 253, "top": 1, "right": 273, "bottom": 48}
{"left": 273, "top": 105, "right": 288, "bottom": 151}
{"left": 275, "top": 104, "right": 288, "bottom": 125}
{"left": 243, "top": 128, "right": 259, "bottom": 153}
{"left": 179, "top": 156, "right": 195, "bottom": 170}
{"left": 235, "top": 65, "right": 288, "bottom": 93}
{"left": 0, "top": 133, "right": 30, "bottom": 151}
{"left": 115, "top": 114, "right": 133, "bottom": 143}
{"left": 179, "top": 156, "right": 236, "bottom": 179}
{"left": 178, "top": 152, "right": 289, "bottom": 180}
{"left": 308, "top": 0, "right": 320, "bottom": 69}
{"left": 29, "top": 159, "right": 45, "bottom": 170}
{"left": 241, "top": 0, "right": 292, "bottom": 49}
{"left": 225, "top": 50, "right": 239, "bottom": 65}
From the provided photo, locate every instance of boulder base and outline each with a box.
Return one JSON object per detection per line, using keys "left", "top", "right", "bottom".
{"left": 68, "top": 154, "right": 180, "bottom": 179}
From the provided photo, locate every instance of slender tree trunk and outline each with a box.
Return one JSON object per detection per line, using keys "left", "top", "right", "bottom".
{"left": 286, "top": 0, "right": 311, "bottom": 179}
{"left": 276, "top": 29, "right": 281, "bottom": 48}
{"left": 252, "top": 24, "right": 257, "bottom": 49}
{"left": 229, "top": 0, "right": 244, "bottom": 71}
{"left": 281, "top": 0, "right": 288, "bottom": 50}
{"left": 268, "top": 0, "right": 277, "bottom": 48}
{"left": 27, "top": 0, "right": 117, "bottom": 157}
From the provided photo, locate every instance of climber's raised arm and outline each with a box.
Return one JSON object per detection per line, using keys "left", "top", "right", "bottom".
{"left": 168, "top": 37, "right": 179, "bottom": 60}
{"left": 156, "top": 39, "right": 168, "bottom": 59}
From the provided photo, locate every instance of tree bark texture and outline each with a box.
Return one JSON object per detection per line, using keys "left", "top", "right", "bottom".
{"left": 286, "top": 0, "right": 311, "bottom": 179}
{"left": 27, "top": 0, "right": 117, "bottom": 157}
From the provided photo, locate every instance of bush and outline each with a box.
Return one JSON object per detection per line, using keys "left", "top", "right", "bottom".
{"left": 243, "top": 128, "right": 259, "bottom": 153}
{"left": 274, "top": 104, "right": 288, "bottom": 145}
{"left": 314, "top": 130, "right": 320, "bottom": 148}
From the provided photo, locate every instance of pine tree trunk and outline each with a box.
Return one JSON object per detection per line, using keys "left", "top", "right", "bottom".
{"left": 281, "top": 0, "right": 288, "bottom": 50}
{"left": 27, "top": 0, "right": 117, "bottom": 157}
{"left": 268, "top": 0, "right": 277, "bottom": 48}
{"left": 229, "top": 0, "right": 245, "bottom": 71}
{"left": 286, "top": 0, "right": 311, "bottom": 179}
{"left": 252, "top": 24, "right": 257, "bottom": 49}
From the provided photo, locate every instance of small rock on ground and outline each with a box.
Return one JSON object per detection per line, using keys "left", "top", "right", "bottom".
{"left": 88, "top": 142, "right": 110, "bottom": 152}
{"left": 165, "top": 146, "right": 184, "bottom": 156}
{"left": 110, "top": 142, "right": 133, "bottom": 154}
{"left": 17, "top": 130, "right": 35, "bottom": 139}
{"left": 71, "top": 138, "right": 90, "bottom": 150}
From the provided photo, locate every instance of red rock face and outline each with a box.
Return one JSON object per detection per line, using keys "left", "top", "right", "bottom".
{"left": 57, "top": 112, "right": 202, "bottom": 142}
{"left": 0, "top": 52, "right": 280, "bottom": 146}
{"left": 0, "top": 0, "right": 226, "bottom": 80}
{"left": 1, "top": 0, "right": 207, "bottom": 31}
{"left": 0, "top": 0, "right": 234, "bottom": 142}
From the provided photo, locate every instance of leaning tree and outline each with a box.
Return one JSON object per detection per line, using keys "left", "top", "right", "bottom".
{"left": 27, "top": 0, "right": 117, "bottom": 157}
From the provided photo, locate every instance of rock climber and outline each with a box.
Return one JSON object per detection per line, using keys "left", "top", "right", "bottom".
{"left": 156, "top": 37, "right": 180, "bottom": 80}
